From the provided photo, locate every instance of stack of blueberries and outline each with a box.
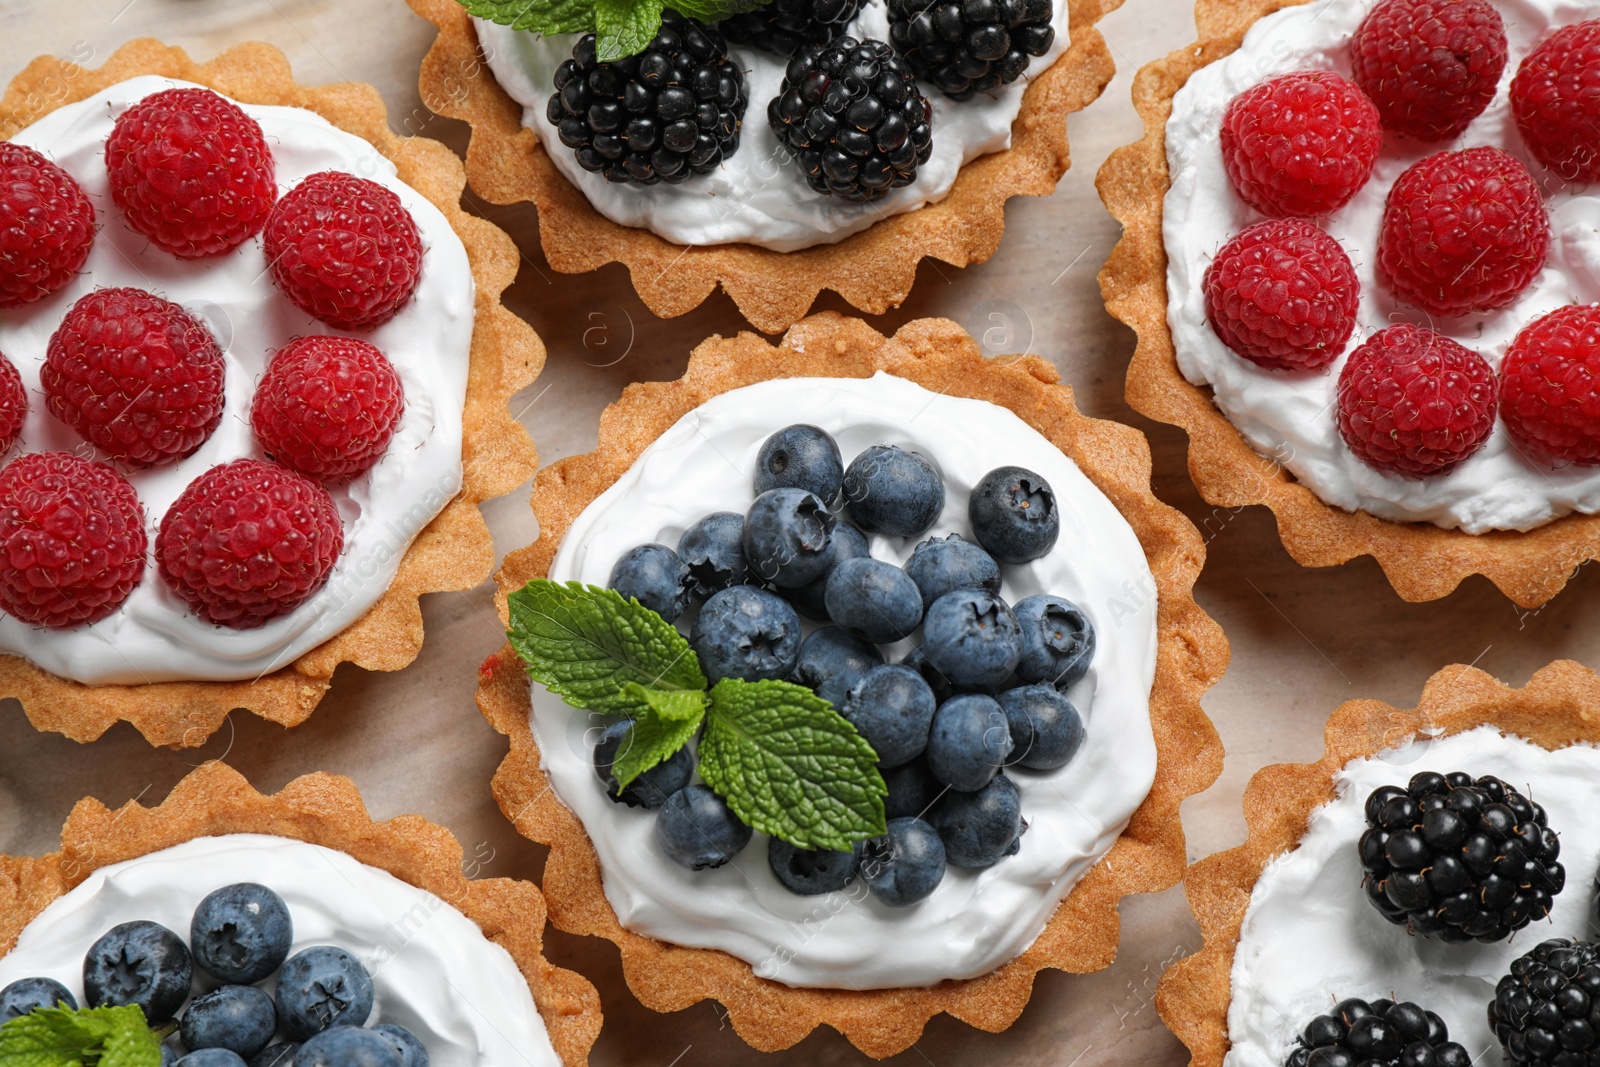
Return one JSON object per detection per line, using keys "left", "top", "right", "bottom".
{"left": 602, "top": 423, "right": 1096, "bottom": 907}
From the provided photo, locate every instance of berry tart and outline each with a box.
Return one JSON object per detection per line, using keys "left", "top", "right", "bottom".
{"left": 406, "top": 0, "right": 1117, "bottom": 333}
{"left": 0, "top": 762, "right": 599, "bottom": 1067}
{"left": 475, "top": 312, "right": 1227, "bottom": 1055}
{"left": 1099, "top": 0, "right": 1600, "bottom": 607}
{"left": 0, "top": 40, "right": 539, "bottom": 745}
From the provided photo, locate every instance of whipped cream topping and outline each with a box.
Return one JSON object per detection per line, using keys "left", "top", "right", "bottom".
{"left": 0, "top": 834, "right": 561, "bottom": 1067}
{"left": 0, "top": 76, "right": 473, "bottom": 684}
{"left": 1163, "top": 0, "right": 1600, "bottom": 534}
{"left": 534, "top": 370, "right": 1159, "bottom": 989}
{"left": 474, "top": 0, "right": 1069, "bottom": 252}
{"left": 1226, "top": 727, "right": 1600, "bottom": 1067}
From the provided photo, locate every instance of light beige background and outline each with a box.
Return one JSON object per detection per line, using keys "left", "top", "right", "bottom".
{"left": 4, "top": 2, "right": 1597, "bottom": 1064}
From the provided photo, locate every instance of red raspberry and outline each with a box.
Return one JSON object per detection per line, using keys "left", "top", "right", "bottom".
{"left": 0, "top": 452, "right": 146, "bottom": 628}
{"left": 1220, "top": 71, "right": 1383, "bottom": 217}
{"left": 1350, "top": 0, "right": 1508, "bottom": 142}
{"left": 251, "top": 336, "right": 405, "bottom": 480}
{"left": 1203, "top": 218, "right": 1360, "bottom": 371}
{"left": 1336, "top": 324, "right": 1497, "bottom": 475}
{"left": 43, "top": 288, "right": 226, "bottom": 467}
{"left": 156, "top": 458, "right": 344, "bottom": 629}
{"left": 0, "top": 354, "right": 28, "bottom": 455}
{"left": 0, "top": 143, "right": 95, "bottom": 308}
{"left": 1511, "top": 20, "right": 1600, "bottom": 183}
{"left": 105, "top": 88, "right": 276, "bottom": 258}
{"left": 1377, "top": 147, "right": 1549, "bottom": 318}
{"left": 1499, "top": 305, "right": 1600, "bottom": 465}
{"left": 263, "top": 172, "right": 423, "bottom": 331}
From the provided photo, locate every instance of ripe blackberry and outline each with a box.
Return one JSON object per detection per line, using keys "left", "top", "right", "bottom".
{"left": 769, "top": 37, "right": 934, "bottom": 202}
{"left": 886, "top": 0, "right": 1055, "bottom": 100}
{"left": 1489, "top": 939, "right": 1600, "bottom": 1066}
{"left": 1359, "top": 771, "right": 1564, "bottom": 944}
{"left": 546, "top": 12, "right": 747, "bottom": 185}
{"left": 720, "top": 0, "right": 862, "bottom": 57}
{"left": 1286, "top": 998, "right": 1470, "bottom": 1067}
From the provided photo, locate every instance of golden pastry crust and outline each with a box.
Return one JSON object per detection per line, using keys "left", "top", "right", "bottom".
{"left": 1095, "top": 0, "right": 1600, "bottom": 610}
{"left": 1156, "top": 659, "right": 1600, "bottom": 1067}
{"left": 0, "top": 39, "right": 542, "bottom": 747}
{"left": 475, "top": 312, "right": 1229, "bottom": 1057}
{"left": 0, "top": 761, "right": 602, "bottom": 1067}
{"left": 408, "top": 0, "right": 1119, "bottom": 334}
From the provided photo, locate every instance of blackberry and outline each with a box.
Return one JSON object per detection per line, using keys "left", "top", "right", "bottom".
{"left": 1359, "top": 771, "right": 1564, "bottom": 944}
{"left": 546, "top": 11, "right": 748, "bottom": 185}
{"left": 769, "top": 36, "right": 934, "bottom": 202}
{"left": 886, "top": 0, "right": 1055, "bottom": 101}
{"left": 720, "top": 0, "right": 862, "bottom": 57}
{"left": 1286, "top": 998, "right": 1470, "bottom": 1067}
{"left": 1490, "top": 939, "right": 1600, "bottom": 1066}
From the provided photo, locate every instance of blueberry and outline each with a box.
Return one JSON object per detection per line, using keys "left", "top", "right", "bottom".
{"left": 883, "top": 758, "right": 945, "bottom": 819}
{"left": 593, "top": 718, "right": 695, "bottom": 807}
{"left": 161, "top": 1044, "right": 178, "bottom": 1067}
{"left": 1013, "top": 594, "right": 1095, "bottom": 687}
{"left": 275, "top": 946, "right": 374, "bottom": 1040}
{"left": 968, "top": 466, "right": 1059, "bottom": 563}
{"left": 859, "top": 818, "right": 946, "bottom": 906}
{"left": 998, "top": 683, "right": 1084, "bottom": 771}
{"left": 656, "top": 785, "right": 752, "bottom": 869}
{"left": 743, "top": 487, "right": 835, "bottom": 587}
{"left": 690, "top": 585, "right": 802, "bottom": 682}
{"left": 921, "top": 589, "right": 1022, "bottom": 689}
{"left": 677, "top": 512, "right": 748, "bottom": 600}
{"left": 175, "top": 1051, "right": 247, "bottom": 1067}
{"left": 181, "top": 985, "right": 277, "bottom": 1059}
{"left": 926, "top": 694, "right": 1011, "bottom": 792}
{"left": 843, "top": 445, "right": 944, "bottom": 537}
{"left": 791, "top": 625, "right": 883, "bottom": 707}
{"left": 247, "top": 1045, "right": 298, "bottom": 1067}
{"left": 373, "top": 1024, "right": 430, "bottom": 1067}
{"left": 903, "top": 534, "right": 1000, "bottom": 610}
{"left": 839, "top": 664, "right": 936, "bottom": 767}
{"left": 608, "top": 543, "right": 691, "bottom": 621}
{"left": 83, "top": 920, "right": 193, "bottom": 1022}
{"left": 767, "top": 838, "right": 859, "bottom": 895}
{"left": 899, "top": 645, "right": 959, "bottom": 704}
{"left": 0, "top": 976, "right": 76, "bottom": 1020}
{"left": 788, "top": 521, "right": 869, "bottom": 620}
{"left": 755, "top": 424, "right": 844, "bottom": 505}
{"left": 823, "top": 558, "right": 923, "bottom": 644}
{"left": 190, "top": 882, "right": 293, "bottom": 985}
{"left": 930, "top": 773, "right": 1023, "bottom": 868}
{"left": 294, "top": 1026, "right": 404, "bottom": 1067}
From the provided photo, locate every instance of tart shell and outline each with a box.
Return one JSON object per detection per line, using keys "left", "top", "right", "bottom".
{"left": 1095, "top": 0, "right": 1600, "bottom": 610}
{"left": 0, "top": 39, "right": 542, "bottom": 747}
{"left": 408, "top": 0, "right": 1119, "bottom": 334}
{"left": 476, "top": 311, "right": 1229, "bottom": 1057}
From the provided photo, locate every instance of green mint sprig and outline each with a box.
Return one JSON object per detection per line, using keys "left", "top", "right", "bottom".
{"left": 507, "top": 580, "right": 887, "bottom": 851}
{"left": 458, "top": 0, "right": 765, "bottom": 62}
{"left": 0, "top": 1004, "right": 167, "bottom": 1067}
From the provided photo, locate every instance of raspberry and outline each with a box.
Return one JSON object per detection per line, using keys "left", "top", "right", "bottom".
{"left": 0, "top": 143, "right": 95, "bottom": 308}
{"left": 0, "top": 353, "right": 28, "bottom": 455}
{"left": 105, "top": 88, "right": 276, "bottom": 258}
{"left": 1499, "top": 305, "right": 1600, "bottom": 465}
{"left": 1203, "top": 218, "right": 1360, "bottom": 371}
{"left": 263, "top": 172, "right": 423, "bottom": 331}
{"left": 1377, "top": 147, "right": 1549, "bottom": 318}
{"left": 1336, "top": 324, "right": 1497, "bottom": 475}
{"left": 43, "top": 288, "right": 226, "bottom": 467}
{"left": 156, "top": 459, "right": 344, "bottom": 629}
{"left": 251, "top": 336, "right": 405, "bottom": 480}
{"left": 1511, "top": 20, "right": 1600, "bottom": 183}
{"left": 1219, "top": 71, "right": 1383, "bottom": 217}
{"left": 0, "top": 452, "right": 146, "bottom": 628}
{"left": 1350, "top": 0, "right": 1508, "bottom": 142}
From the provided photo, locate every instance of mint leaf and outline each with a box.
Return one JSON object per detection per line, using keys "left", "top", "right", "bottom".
{"left": 507, "top": 581, "right": 706, "bottom": 716}
{"left": 97, "top": 1009, "right": 162, "bottom": 1067}
{"left": 621, "top": 682, "right": 707, "bottom": 721}
{"left": 455, "top": 0, "right": 594, "bottom": 34}
{"left": 665, "top": 0, "right": 766, "bottom": 21}
{"left": 0, "top": 1004, "right": 157, "bottom": 1067}
{"left": 593, "top": 0, "right": 665, "bottom": 61}
{"left": 699, "top": 678, "right": 886, "bottom": 851}
{"left": 611, "top": 691, "right": 706, "bottom": 788}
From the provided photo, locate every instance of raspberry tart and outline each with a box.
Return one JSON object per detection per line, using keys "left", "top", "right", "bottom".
{"left": 475, "top": 313, "right": 1227, "bottom": 1055}
{"left": 1099, "top": 0, "right": 1600, "bottom": 607}
{"left": 0, "top": 40, "right": 540, "bottom": 745}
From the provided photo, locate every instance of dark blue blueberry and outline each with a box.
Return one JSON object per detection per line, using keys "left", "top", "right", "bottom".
{"left": 791, "top": 625, "right": 883, "bottom": 707}
{"left": 930, "top": 773, "right": 1023, "bottom": 868}
{"left": 755, "top": 424, "right": 844, "bottom": 505}
{"left": 968, "top": 465, "right": 1059, "bottom": 564}
{"left": 181, "top": 985, "right": 277, "bottom": 1059}
{"left": 247, "top": 1045, "right": 298, "bottom": 1067}
{"left": 840, "top": 664, "right": 936, "bottom": 767}
{"left": 608, "top": 543, "right": 691, "bottom": 622}
{"left": 0, "top": 976, "right": 76, "bottom": 1020}
{"left": 883, "top": 758, "right": 945, "bottom": 820}
{"left": 161, "top": 1043, "right": 178, "bottom": 1067}
{"left": 921, "top": 589, "right": 1022, "bottom": 689}
{"left": 690, "top": 585, "right": 802, "bottom": 682}
{"left": 925, "top": 694, "right": 1011, "bottom": 792}
{"left": 859, "top": 818, "right": 946, "bottom": 906}
{"left": 592, "top": 718, "right": 696, "bottom": 807}
{"left": 998, "top": 683, "right": 1084, "bottom": 771}
{"left": 190, "top": 882, "right": 293, "bottom": 985}
{"left": 372, "top": 1024, "right": 430, "bottom": 1067}
{"left": 767, "top": 838, "right": 859, "bottom": 895}
{"left": 842, "top": 445, "right": 944, "bottom": 537}
{"left": 656, "top": 785, "right": 752, "bottom": 869}
{"left": 275, "top": 946, "right": 374, "bottom": 1040}
{"left": 175, "top": 1051, "right": 247, "bottom": 1067}
{"left": 788, "top": 521, "right": 870, "bottom": 620}
{"left": 903, "top": 534, "right": 1001, "bottom": 610}
{"left": 899, "top": 645, "right": 958, "bottom": 704}
{"left": 83, "top": 920, "right": 193, "bottom": 1022}
{"left": 823, "top": 557, "right": 923, "bottom": 644}
{"left": 294, "top": 1026, "right": 404, "bottom": 1067}
{"left": 678, "top": 512, "right": 749, "bottom": 601}
{"left": 743, "top": 487, "right": 835, "bottom": 587}
{"left": 1013, "top": 594, "right": 1095, "bottom": 687}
